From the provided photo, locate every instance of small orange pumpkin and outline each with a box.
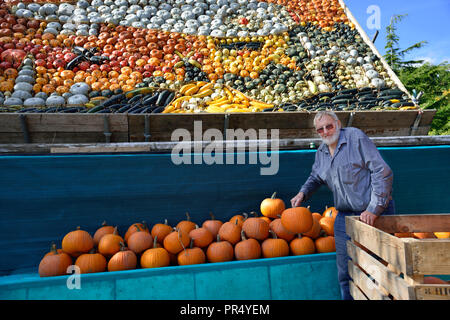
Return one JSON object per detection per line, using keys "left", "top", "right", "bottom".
{"left": 107, "top": 243, "right": 137, "bottom": 272}
{"left": 62, "top": 227, "right": 94, "bottom": 258}
{"left": 290, "top": 234, "right": 316, "bottom": 255}
{"left": 141, "top": 237, "right": 171, "bottom": 268}
{"left": 38, "top": 243, "right": 73, "bottom": 277}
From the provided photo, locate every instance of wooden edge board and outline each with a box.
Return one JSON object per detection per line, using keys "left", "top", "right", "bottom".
{"left": 348, "top": 260, "right": 391, "bottom": 300}
{"left": 374, "top": 214, "right": 450, "bottom": 233}
{"left": 347, "top": 240, "right": 413, "bottom": 300}
{"left": 349, "top": 280, "right": 368, "bottom": 300}
{"left": 338, "top": 0, "right": 416, "bottom": 104}
{"left": 402, "top": 238, "right": 450, "bottom": 277}
{"left": 414, "top": 284, "right": 450, "bottom": 300}
{"left": 346, "top": 216, "right": 408, "bottom": 274}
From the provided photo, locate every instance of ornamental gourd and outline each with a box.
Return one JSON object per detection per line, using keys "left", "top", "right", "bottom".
{"left": 290, "top": 234, "right": 316, "bottom": 255}
{"left": 93, "top": 221, "right": 115, "bottom": 247}
{"left": 202, "top": 212, "right": 223, "bottom": 238}
{"left": 261, "top": 230, "right": 289, "bottom": 258}
{"left": 234, "top": 230, "right": 261, "bottom": 261}
{"left": 206, "top": 234, "right": 234, "bottom": 263}
{"left": 75, "top": 249, "right": 107, "bottom": 274}
{"left": 177, "top": 239, "right": 206, "bottom": 266}
{"left": 188, "top": 225, "right": 214, "bottom": 248}
{"left": 141, "top": 236, "right": 171, "bottom": 269}
{"left": 127, "top": 225, "right": 154, "bottom": 254}
{"left": 322, "top": 206, "right": 338, "bottom": 219}
{"left": 151, "top": 219, "right": 173, "bottom": 244}
{"left": 61, "top": 226, "right": 94, "bottom": 258}
{"left": 269, "top": 218, "right": 295, "bottom": 242}
{"left": 242, "top": 213, "right": 270, "bottom": 241}
{"left": 98, "top": 227, "right": 124, "bottom": 258}
{"left": 218, "top": 218, "right": 242, "bottom": 245}
{"left": 315, "top": 236, "right": 336, "bottom": 253}
{"left": 124, "top": 221, "right": 149, "bottom": 243}
{"left": 319, "top": 217, "right": 335, "bottom": 236}
{"left": 163, "top": 228, "right": 191, "bottom": 255}
{"left": 176, "top": 212, "right": 197, "bottom": 235}
{"left": 107, "top": 242, "right": 137, "bottom": 272}
{"left": 281, "top": 206, "right": 313, "bottom": 234}
{"left": 260, "top": 192, "right": 286, "bottom": 219}
{"left": 38, "top": 243, "right": 73, "bottom": 277}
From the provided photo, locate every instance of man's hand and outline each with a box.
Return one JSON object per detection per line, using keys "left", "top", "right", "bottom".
{"left": 359, "top": 210, "right": 378, "bottom": 226}
{"left": 290, "top": 192, "right": 305, "bottom": 208}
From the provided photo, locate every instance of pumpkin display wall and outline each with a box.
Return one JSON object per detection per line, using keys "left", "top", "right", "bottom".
{"left": 0, "top": 0, "right": 417, "bottom": 113}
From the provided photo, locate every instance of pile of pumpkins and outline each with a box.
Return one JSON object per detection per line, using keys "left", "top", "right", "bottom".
{"left": 38, "top": 192, "right": 337, "bottom": 277}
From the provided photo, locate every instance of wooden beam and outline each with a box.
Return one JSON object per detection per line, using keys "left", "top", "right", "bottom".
{"left": 374, "top": 214, "right": 450, "bottom": 233}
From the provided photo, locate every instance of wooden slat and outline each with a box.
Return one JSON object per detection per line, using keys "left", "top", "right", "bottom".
{"left": 24, "top": 114, "right": 128, "bottom": 132}
{"left": 374, "top": 214, "right": 450, "bottom": 233}
{"left": 349, "top": 280, "right": 368, "bottom": 300}
{"left": 346, "top": 216, "right": 409, "bottom": 274}
{"left": 348, "top": 261, "right": 391, "bottom": 300}
{"left": 347, "top": 240, "right": 413, "bottom": 300}
{"left": 403, "top": 238, "right": 450, "bottom": 276}
{"left": 415, "top": 284, "right": 450, "bottom": 300}
{"left": 351, "top": 111, "right": 419, "bottom": 128}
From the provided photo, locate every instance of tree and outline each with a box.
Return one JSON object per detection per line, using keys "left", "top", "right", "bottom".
{"left": 384, "top": 14, "right": 449, "bottom": 136}
{"left": 384, "top": 14, "right": 427, "bottom": 73}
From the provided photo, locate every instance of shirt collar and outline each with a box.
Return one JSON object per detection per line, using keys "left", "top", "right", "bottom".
{"left": 318, "top": 128, "right": 348, "bottom": 154}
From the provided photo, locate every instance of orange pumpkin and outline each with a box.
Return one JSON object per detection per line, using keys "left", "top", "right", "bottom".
{"left": 290, "top": 234, "right": 316, "bottom": 256}
{"left": 260, "top": 192, "right": 286, "bottom": 219}
{"left": 38, "top": 243, "right": 73, "bottom": 277}
{"left": 62, "top": 227, "right": 94, "bottom": 258}
{"left": 281, "top": 206, "right": 313, "bottom": 234}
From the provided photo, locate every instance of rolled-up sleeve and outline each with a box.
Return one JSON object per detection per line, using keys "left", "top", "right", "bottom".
{"left": 300, "top": 150, "right": 325, "bottom": 201}
{"left": 358, "top": 135, "right": 393, "bottom": 215}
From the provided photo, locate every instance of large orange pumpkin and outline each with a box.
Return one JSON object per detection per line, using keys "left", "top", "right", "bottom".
{"left": 75, "top": 249, "right": 107, "bottom": 274}
{"left": 281, "top": 207, "right": 313, "bottom": 234}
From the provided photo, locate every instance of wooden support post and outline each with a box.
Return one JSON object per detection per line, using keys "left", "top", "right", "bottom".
{"left": 19, "top": 114, "right": 30, "bottom": 144}
{"left": 410, "top": 111, "right": 423, "bottom": 136}
{"left": 223, "top": 114, "right": 229, "bottom": 140}
{"left": 144, "top": 114, "right": 151, "bottom": 142}
{"left": 103, "top": 115, "right": 112, "bottom": 143}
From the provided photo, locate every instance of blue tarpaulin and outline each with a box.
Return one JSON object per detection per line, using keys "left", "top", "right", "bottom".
{"left": 0, "top": 145, "right": 449, "bottom": 276}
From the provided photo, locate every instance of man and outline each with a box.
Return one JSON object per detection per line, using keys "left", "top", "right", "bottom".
{"left": 290, "top": 110, "right": 395, "bottom": 300}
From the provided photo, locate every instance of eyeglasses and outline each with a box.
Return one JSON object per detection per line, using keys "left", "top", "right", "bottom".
{"left": 316, "top": 123, "right": 335, "bottom": 134}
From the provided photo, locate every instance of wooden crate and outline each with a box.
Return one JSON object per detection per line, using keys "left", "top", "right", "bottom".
{"left": 346, "top": 214, "right": 450, "bottom": 300}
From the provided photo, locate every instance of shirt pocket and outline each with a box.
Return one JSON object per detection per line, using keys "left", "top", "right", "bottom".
{"left": 338, "top": 163, "right": 361, "bottom": 184}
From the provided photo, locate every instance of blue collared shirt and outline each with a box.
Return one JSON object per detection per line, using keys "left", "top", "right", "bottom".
{"left": 300, "top": 127, "right": 393, "bottom": 215}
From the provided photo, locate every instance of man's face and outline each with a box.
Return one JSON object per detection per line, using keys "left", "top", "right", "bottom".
{"left": 315, "top": 115, "right": 341, "bottom": 145}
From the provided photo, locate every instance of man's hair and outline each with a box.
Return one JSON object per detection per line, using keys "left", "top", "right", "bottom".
{"left": 313, "top": 110, "right": 339, "bottom": 127}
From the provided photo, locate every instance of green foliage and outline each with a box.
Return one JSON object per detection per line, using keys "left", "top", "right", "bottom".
{"left": 384, "top": 14, "right": 428, "bottom": 72}
{"left": 384, "top": 14, "right": 449, "bottom": 135}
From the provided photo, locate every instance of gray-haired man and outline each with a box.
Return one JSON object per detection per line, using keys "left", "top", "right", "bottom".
{"left": 290, "top": 110, "right": 395, "bottom": 300}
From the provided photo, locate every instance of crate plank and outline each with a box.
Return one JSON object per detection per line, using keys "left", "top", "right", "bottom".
{"left": 374, "top": 214, "right": 450, "bottom": 234}
{"left": 349, "top": 280, "right": 368, "bottom": 300}
{"left": 347, "top": 240, "right": 413, "bottom": 300}
{"left": 348, "top": 261, "right": 391, "bottom": 300}
{"left": 25, "top": 114, "right": 128, "bottom": 133}
{"left": 403, "top": 238, "right": 450, "bottom": 276}
{"left": 346, "top": 217, "right": 409, "bottom": 274}
{"left": 415, "top": 284, "right": 450, "bottom": 300}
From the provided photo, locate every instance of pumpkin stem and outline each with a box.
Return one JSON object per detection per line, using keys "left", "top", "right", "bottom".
{"left": 135, "top": 224, "right": 141, "bottom": 232}
{"left": 142, "top": 221, "right": 148, "bottom": 230}
{"left": 271, "top": 192, "right": 277, "bottom": 199}
{"left": 269, "top": 230, "right": 277, "bottom": 239}
{"left": 217, "top": 234, "right": 221, "bottom": 242}
{"left": 178, "top": 229, "right": 187, "bottom": 252}
{"left": 195, "top": 224, "right": 199, "bottom": 229}
{"left": 101, "top": 221, "right": 107, "bottom": 227}
{"left": 243, "top": 212, "right": 248, "bottom": 220}
{"left": 153, "top": 236, "right": 158, "bottom": 248}
{"left": 186, "top": 212, "right": 191, "bottom": 221}
{"left": 241, "top": 230, "right": 247, "bottom": 241}
{"left": 119, "top": 242, "right": 127, "bottom": 251}
{"left": 113, "top": 226, "right": 119, "bottom": 235}
{"left": 234, "top": 218, "right": 239, "bottom": 225}
{"left": 50, "top": 242, "right": 58, "bottom": 254}
{"left": 189, "top": 238, "right": 194, "bottom": 249}
{"left": 164, "top": 219, "right": 168, "bottom": 225}
{"left": 209, "top": 212, "right": 215, "bottom": 220}
{"left": 250, "top": 211, "right": 258, "bottom": 217}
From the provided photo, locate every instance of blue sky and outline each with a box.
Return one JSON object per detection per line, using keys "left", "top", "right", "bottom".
{"left": 344, "top": 0, "right": 450, "bottom": 65}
